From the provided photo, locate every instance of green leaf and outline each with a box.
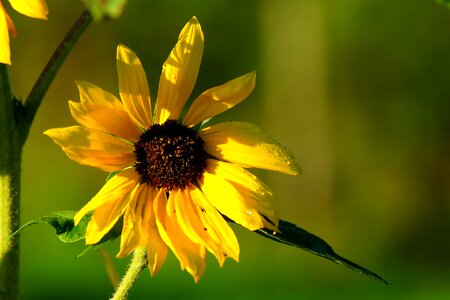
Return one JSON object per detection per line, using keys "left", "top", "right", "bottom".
{"left": 13, "top": 211, "right": 123, "bottom": 256}
{"left": 12, "top": 211, "right": 92, "bottom": 243}
{"left": 82, "top": 0, "right": 128, "bottom": 21}
{"left": 256, "top": 219, "right": 390, "bottom": 284}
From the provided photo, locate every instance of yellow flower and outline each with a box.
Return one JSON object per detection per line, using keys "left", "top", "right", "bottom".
{"left": 45, "top": 17, "right": 301, "bottom": 282}
{"left": 0, "top": 0, "right": 48, "bottom": 64}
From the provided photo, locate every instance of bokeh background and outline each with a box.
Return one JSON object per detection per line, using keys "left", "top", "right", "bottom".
{"left": 6, "top": 0, "right": 450, "bottom": 299}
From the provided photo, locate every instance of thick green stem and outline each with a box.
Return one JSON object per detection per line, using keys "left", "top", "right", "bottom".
{"left": 0, "top": 155, "right": 21, "bottom": 300}
{"left": 110, "top": 247, "right": 147, "bottom": 300}
{"left": 0, "top": 9, "right": 93, "bottom": 300}
{"left": 19, "top": 9, "right": 93, "bottom": 144}
{"left": 0, "top": 64, "right": 21, "bottom": 299}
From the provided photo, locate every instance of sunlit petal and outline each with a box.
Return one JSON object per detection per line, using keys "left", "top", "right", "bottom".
{"left": 200, "top": 121, "right": 301, "bottom": 175}
{"left": 206, "top": 159, "right": 278, "bottom": 226}
{"left": 1, "top": 3, "right": 16, "bottom": 35}
{"left": 184, "top": 185, "right": 240, "bottom": 264}
{"left": 74, "top": 169, "right": 139, "bottom": 225}
{"left": 174, "top": 188, "right": 226, "bottom": 265}
{"left": 116, "top": 44, "right": 152, "bottom": 129}
{"left": 154, "top": 189, "right": 206, "bottom": 282}
{"left": 0, "top": 4, "right": 12, "bottom": 64}
{"left": 70, "top": 81, "right": 141, "bottom": 142}
{"left": 140, "top": 186, "right": 168, "bottom": 275}
{"left": 199, "top": 169, "right": 264, "bottom": 231}
{"left": 85, "top": 195, "right": 130, "bottom": 245}
{"left": 117, "top": 184, "right": 146, "bottom": 258}
{"left": 155, "top": 16, "right": 204, "bottom": 124}
{"left": 184, "top": 72, "right": 256, "bottom": 127}
{"left": 44, "top": 126, "right": 135, "bottom": 172}
{"left": 9, "top": 0, "right": 48, "bottom": 19}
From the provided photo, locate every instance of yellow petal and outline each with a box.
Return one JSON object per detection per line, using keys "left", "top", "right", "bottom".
{"left": 200, "top": 121, "right": 301, "bottom": 175}
{"left": 9, "top": 0, "right": 48, "bottom": 19}
{"left": 185, "top": 185, "right": 240, "bottom": 264}
{"left": 174, "top": 188, "right": 227, "bottom": 265}
{"left": 0, "top": 4, "right": 11, "bottom": 65}
{"left": 117, "top": 184, "right": 146, "bottom": 258}
{"left": 85, "top": 191, "right": 131, "bottom": 245}
{"left": 116, "top": 44, "right": 152, "bottom": 129}
{"left": 206, "top": 159, "right": 278, "bottom": 225}
{"left": 1, "top": 3, "right": 16, "bottom": 35}
{"left": 44, "top": 126, "right": 135, "bottom": 172}
{"left": 183, "top": 72, "right": 256, "bottom": 127}
{"left": 171, "top": 189, "right": 202, "bottom": 244}
{"left": 154, "top": 189, "right": 206, "bottom": 282}
{"left": 70, "top": 81, "right": 141, "bottom": 142}
{"left": 155, "top": 16, "right": 204, "bottom": 124}
{"left": 74, "top": 169, "right": 139, "bottom": 225}
{"left": 140, "top": 185, "right": 168, "bottom": 275}
{"left": 199, "top": 170, "right": 264, "bottom": 231}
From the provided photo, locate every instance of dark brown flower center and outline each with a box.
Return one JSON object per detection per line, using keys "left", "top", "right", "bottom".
{"left": 134, "top": 119, "right": 208, "bottom": 191}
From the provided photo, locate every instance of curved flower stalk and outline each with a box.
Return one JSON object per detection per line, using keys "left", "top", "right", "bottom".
{"left": 45, "top": 16, "right": 301, "bottom": 282}
{"left": 0, "top": 0, "right": 48, "bottom": 64}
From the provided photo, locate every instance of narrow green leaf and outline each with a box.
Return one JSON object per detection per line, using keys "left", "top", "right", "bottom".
{"left": 12, "top": 211, "right": 92, "bottom": 243}
{"left": 256, "top": 219, "right": 390, "bottom": 284}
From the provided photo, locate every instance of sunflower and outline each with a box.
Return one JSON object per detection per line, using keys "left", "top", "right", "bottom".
{"left": 0, "top": 0, "right": 48, "bottom": 64}
{"left": 45, "top": 17, "right": 301, "bottom": 282}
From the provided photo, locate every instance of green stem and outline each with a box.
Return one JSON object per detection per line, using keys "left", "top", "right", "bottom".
{"left": 110, "top": 247, "right": 147, "bottom": 300}
{"left": 19, "top": 9, "right": 93, "bottom": 144}
{"left": 0, "top": 9, "right": 93, "bottom": 300}
{"left": 0, "top": 64, "right": 21, "bottom": 299}
{"left": 0, "top": 154, "right": 21, "bottom": 300}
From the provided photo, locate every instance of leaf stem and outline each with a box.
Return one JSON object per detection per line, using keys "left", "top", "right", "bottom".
{"left": 19, "top": 9, "right": 93, "bottom": 144}
{"left": 110, "top": 247, "right": 147, "bottom": 300}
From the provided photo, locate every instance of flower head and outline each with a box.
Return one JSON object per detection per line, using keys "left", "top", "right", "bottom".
{"left": 45, "top": 17, "right": 301, "bottom": 282}
{"left": 0, "top": 0, "right": 48, "bottom": 64}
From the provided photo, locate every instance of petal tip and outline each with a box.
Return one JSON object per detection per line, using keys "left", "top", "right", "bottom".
{"left": 43, "top": 128, "right": 56, "bottom": 138}
{"left": 192, "top": 273, "right": 202, "bottom": 284}
{"left": 116, "top": 44, "right": 137, "bottom": 63}
{"left": 116, "top": 44, "right": 127, "bottom": 58}
{"left": 1, "top": 56, "right": 12, "bottom": 65}
{"left": 289, "top": 161, "right": 303, "bottom": 176}
{"left": 75, "top": 80, "right": 96, "bottom": 93}
{"left": 182, "top": 16, "right": 203, "bottom": 40}
{"left": 117, "top": 43, "right": 129, "bottom": 53}
{"left": 190, "top": 16, "right": 199, "bottom": 24}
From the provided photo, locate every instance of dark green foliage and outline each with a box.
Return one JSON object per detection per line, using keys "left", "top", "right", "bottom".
{"left": 257, "top": 219, "right": 390, "bottom": 284}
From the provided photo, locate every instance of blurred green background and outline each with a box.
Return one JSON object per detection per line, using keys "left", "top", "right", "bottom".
{"left": 6, "top": 0, "right": 450, "bottom": 299}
